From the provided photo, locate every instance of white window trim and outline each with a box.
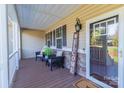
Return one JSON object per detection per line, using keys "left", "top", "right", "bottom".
{"left": 86, "top": 6, "right": 124, "bottom": 88}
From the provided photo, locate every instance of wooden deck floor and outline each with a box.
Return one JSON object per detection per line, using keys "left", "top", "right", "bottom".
{"left": 12, "top": 58, "right": 81, "bottom": 88}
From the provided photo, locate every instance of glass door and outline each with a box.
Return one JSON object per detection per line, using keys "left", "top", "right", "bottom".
{"left": 90, "top": 15, "right": 118, "bottom": 87}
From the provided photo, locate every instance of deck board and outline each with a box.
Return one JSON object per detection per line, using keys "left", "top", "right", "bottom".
{"left": 12, "top": 58, "right": 81, "bottom": 88}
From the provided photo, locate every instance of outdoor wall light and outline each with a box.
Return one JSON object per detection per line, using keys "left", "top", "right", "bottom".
{"left": 75, "top": 18, "right": 82, "bottom": 32}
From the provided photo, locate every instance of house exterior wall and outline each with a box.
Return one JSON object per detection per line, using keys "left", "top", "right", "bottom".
{"left": 21, "top": 30, "right": 45, "bottom": 58}
{"left": 46, "top": 4, "right": 124, "bottom": 77}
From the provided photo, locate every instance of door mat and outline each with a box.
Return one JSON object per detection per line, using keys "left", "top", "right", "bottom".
{"left": 73, "top": 78, "right": 100, "bottom": 88}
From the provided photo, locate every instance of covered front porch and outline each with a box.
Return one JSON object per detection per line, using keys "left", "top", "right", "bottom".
{"left": 1, "top": 4, "right": 124, "bottom": 88}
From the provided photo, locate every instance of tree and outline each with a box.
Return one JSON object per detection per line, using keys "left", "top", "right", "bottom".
{"left": 90, "top": 30, "right": 100, "bottom": 45}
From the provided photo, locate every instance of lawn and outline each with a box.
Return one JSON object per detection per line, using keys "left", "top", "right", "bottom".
{"left": 108, "top": 46, "right": 118, "bottom": 64}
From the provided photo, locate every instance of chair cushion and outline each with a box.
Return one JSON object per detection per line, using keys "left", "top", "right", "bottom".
{"left": 56, "top": 51, "right": 63, "bottom": 56}
{"left": 37, "top": 54, "right": 43, "bottom": 57}
{"left": 48, "top": 59, "right": 51, "bottom": 64}
{"left": 44, "top": 56, "right": 48, "bottom": 60}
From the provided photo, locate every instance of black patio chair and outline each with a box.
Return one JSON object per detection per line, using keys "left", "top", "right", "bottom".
{"left": 35, "top": 51, "right": 45, "bottom": 61}
{"left": 48, "top": 51, "right": 64, "bottom": 71}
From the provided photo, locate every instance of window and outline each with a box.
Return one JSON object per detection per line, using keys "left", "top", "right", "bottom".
{"left": 56, "top": 27, "right": 62, "bottom": 49}
{"left": 56, "top": 25, "right": 67, "bottom": 48}
{"left": 47, "top": 33, "right": 50, "bottom": 47}
{"left": 8, "top": 17, "right": 14, "bottom": 55}
{"left": 45, "top": 32, "right": 52, "bottom": 47}
{"left": 56, "top": 28, "right": 62, "bottom": 38}
{"left": 56, "top": 39, "right": 62, "bottom": 49}
{"left": 45, "top": 25, "right": 67, "bottom": 49}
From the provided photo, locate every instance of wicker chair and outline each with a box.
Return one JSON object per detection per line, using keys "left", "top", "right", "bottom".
{"left": 48, "top": 51, "right": 64, "bottom": 71}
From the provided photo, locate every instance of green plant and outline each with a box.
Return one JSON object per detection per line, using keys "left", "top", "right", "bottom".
{"left": 44, "top": 47, "right": 53, "bottom": 57}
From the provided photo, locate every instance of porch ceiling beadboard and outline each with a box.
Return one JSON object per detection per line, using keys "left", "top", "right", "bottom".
{"left": 15, "top": 4, "right": 81, "bottom": 30}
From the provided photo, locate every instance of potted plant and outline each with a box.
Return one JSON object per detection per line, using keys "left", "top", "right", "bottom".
{"left": 44, "top": 47, "right": 53, "bottom": 58}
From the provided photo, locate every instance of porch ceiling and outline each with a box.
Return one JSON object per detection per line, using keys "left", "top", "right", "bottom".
{"left": 15, "top": 4, "right": 81, "bottom": 30}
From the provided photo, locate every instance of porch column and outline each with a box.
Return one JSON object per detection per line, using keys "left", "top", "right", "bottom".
{"left": 0, "top": 4, "right": 9, "bottom": 88}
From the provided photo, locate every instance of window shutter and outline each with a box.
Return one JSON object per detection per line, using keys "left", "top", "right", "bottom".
{"left": 50, "top": 32, "right": 52, "bottom": 46}
{"left": 45, "top": 34, "right": 47, "bottom": 45}
{"left": 62, "top": 25, "right": 67, "bottom": 46}
{"left": 47, "top": 33, "right": 50, "bottom": 47}
{"left": 53, "top": 30, "right": 55, "bottom": 46}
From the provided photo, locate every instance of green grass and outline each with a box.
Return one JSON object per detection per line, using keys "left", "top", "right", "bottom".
{"left": 108, "top": 46, "right": 118, "bottom": 52}
{"left": 108, "top": 46, "right": 118, "bottom": 64}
